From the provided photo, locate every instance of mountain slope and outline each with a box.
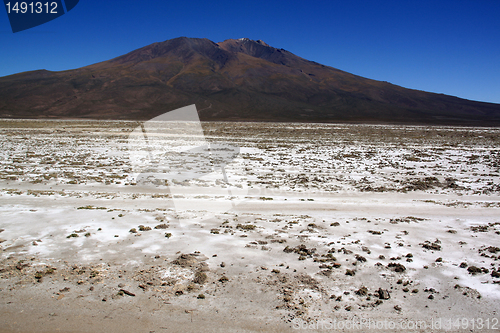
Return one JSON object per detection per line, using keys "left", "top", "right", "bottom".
{"left": 1, "top": 37, "right": 499, "bottom": 125}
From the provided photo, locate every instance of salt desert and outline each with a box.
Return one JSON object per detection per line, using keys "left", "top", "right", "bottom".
{"left": 1, "top": 120, "right": 499, "bottom": 332}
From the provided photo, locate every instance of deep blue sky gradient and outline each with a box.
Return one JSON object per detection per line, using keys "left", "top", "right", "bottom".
{"left": 1, "top": 0, "right": 499, "bottom": 103}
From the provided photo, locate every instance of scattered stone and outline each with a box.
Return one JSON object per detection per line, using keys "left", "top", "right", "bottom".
{"left": 193, "top": 271, "right": 207, "bottom": 284}
{"left": 377, "top": 288, "right": 390, "bottom": 300}
{"left": 236, "top": 224, "right": 256, "bottom": 230}
{"left": 283, "top": 244, "right": 316, "bottom": 257}
{"left": 467, "top": 266, "right": 482, "bottom": 275}
{"left": 486, "top": 246, "right": 500, "bottom": 253}
{"left": 355, "top": 254, "right": 367, "bottom": 262}
{"left": 355, "top": 286, "right": 368, "bottom": 296}
{"left": 120, "top": 289, "right": 135, "bottom": 296}
{"left": 387, "top": 262, "right": 406, "bottom": 272}
{"left": 470, "top": 225, "right": 488, "bottom": 233}
{"left": 172, "top": 253, "right": 204, "bottom": 268}
{"left": 421, "top": 239, "right": 441, "bottom": 251}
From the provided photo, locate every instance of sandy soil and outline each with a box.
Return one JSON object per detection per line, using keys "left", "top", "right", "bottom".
{"left": 1, "top": 120, "right": 499, "bottom": 332}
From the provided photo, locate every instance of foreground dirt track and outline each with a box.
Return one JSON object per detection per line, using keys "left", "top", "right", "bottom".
{"left": 1, "top": 120, "right": 499, "bottom": 332}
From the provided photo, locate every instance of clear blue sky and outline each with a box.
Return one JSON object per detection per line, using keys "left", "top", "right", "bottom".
{"left": 1, "top": 0, "right": 499, "bottom": 104}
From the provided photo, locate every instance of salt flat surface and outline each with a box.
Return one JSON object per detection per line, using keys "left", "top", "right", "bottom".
{"left": 0, "top": 120, "right": 499, "bottom": 332}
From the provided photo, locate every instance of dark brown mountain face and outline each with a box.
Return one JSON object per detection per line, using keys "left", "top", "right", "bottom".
{"left": 1, "top": 36, "right": 499, "bottom": 125}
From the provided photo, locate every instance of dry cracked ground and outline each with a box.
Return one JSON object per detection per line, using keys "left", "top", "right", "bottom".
{"left": 0, "top": 120, "right": 499, "bottom": 332}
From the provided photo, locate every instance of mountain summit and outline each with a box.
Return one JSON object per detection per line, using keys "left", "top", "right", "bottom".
{"left": 1, "top": 37, "right": 499, "bottom": 125}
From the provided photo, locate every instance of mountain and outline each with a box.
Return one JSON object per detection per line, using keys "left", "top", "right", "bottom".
{"left": 1, "top": 36, "right": 500, "bottom": 125}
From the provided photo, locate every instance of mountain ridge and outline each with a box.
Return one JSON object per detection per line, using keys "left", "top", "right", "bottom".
{"left": 1, "top": 36, "right": 499, "bottom": 125}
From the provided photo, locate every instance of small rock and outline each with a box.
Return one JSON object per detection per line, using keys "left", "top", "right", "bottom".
{"left": 355, "top": 286, "right": 368, "bottom": 296}
{"left": 377, "top": 288, "right": 390, "bottom": 300}
{"left": 120, "top": 289, "right": 136, "bottom": 296}
{"left": 467, "top": 266, "right": 482, "bottom": 275}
